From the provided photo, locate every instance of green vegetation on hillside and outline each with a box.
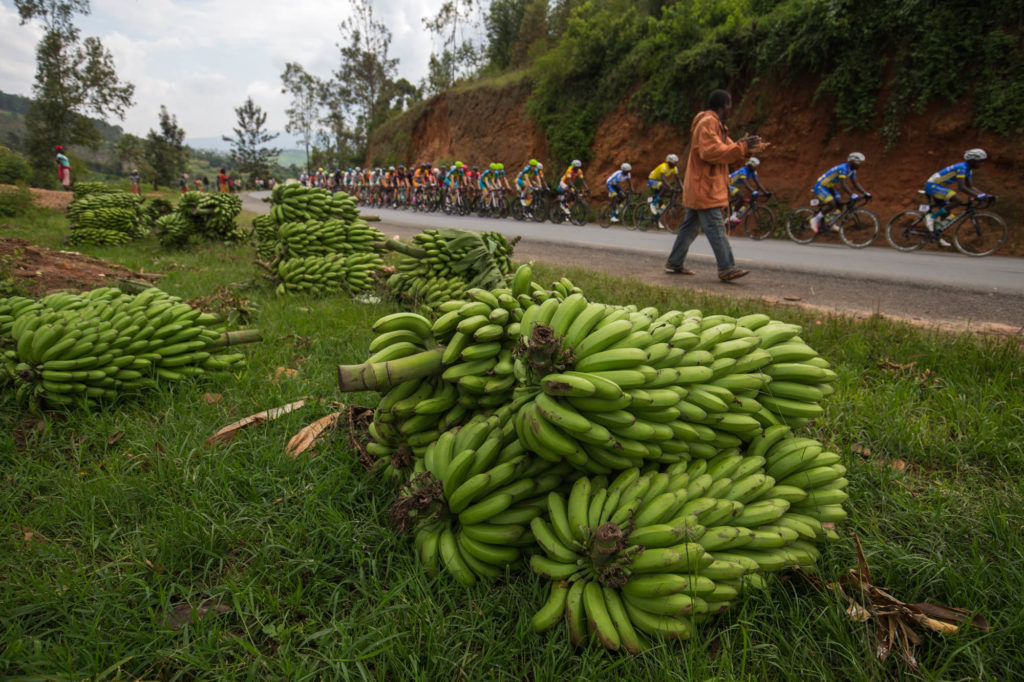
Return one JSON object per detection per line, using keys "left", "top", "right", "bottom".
{"left": 515, "top": 0, "right": 1024, "bottom": 163}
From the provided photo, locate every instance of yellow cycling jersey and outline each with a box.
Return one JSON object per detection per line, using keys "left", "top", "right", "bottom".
{"left": 649, "top": 162, "right": 678, "bottom": 182}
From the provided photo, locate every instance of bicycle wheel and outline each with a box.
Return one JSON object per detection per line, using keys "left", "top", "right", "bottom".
{"left": 839, "top": 209, "right": 879, "bottom": 248}
{"left": 531, "top": 197, "right": 549, "bottom": 222}
{"left": 954, "top": 212, "right": 1008, "bottom": 256}
{"left": 744, "top": 206, "right": 775, "bottom": 240}
{"left": 631, "top": 203, "right": 655, "bottom": 231}
{"left": 662, "top": 202, "right": 685, "bottom": 232}
{"left": 570, "top": 200, "right": 587, "bottom": 226}
{"left": 885, "top": 210, "right": 928, "bottom": 251}
{"left": 549, "top": 203, "right": 566, "bottom": 224}
{"left": 786, "top": 208, "right": 817, "bottom": 244}
{"left": 598, "top": 204, "right": 615, "bottom": 228}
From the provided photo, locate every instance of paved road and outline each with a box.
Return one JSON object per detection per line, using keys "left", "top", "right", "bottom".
{"left": 243, "top": 192, "right": 1024, "bottom": 332}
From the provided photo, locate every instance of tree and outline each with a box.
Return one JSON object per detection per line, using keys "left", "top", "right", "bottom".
{"left": 484, "top": 0, "right": 529, "bottom": 71}
{"left": 334, "top": 0, "right": 398, "bottom": 151}
{"left": 423, "top": 0, "right": 481, "bottom": 89}
{"left": 14, "top": 1, "right": 134, "bottom": 185}
{"left": 280, "top": 62, "right": 322, "bottom": 172}
{"left": 114, "top": 132, "right": 147, "bottom": 175}
{"left": 222, "top": 97, "right": 280, "bottom": 181}
{"left": 145, "top": 105, "right": 187, "bottom": 186}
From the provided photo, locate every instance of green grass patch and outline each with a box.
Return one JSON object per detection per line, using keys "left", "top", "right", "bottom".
{"left": 1, "top": 209, "right": 1021, "bottom": 679}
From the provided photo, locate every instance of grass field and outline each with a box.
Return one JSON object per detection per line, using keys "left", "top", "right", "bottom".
{"left": 1, "top": 203, "right": 1022, "bottom": 680}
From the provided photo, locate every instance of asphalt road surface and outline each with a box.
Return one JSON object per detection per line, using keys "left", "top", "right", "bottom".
{"left": 243, "top": 193, "right": 1024, "bottom": 334}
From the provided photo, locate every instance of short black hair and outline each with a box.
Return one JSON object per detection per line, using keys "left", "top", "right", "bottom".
{"left": 708, "top": 89, "right": 731, "bottom": 111}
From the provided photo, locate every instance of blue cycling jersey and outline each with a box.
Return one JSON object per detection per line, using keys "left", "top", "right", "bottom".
{"left": 517, "top": 165, "right": 540, "bottom": 181}
{"left": 605, "top": 170, "right": 630, "bottom": 187}
{"left": 928, "top": 161, "right": 970, "bottom": 187}
{"left": 816, "top": 163, "right": 854, "bottom": 188}
{"left": 730, "top": 166, "right": 756, "bottom": 187}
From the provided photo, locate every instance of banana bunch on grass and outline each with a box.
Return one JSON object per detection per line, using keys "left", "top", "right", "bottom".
{"left": 268, "top": 185, "right": 359, "bottom": 223}
{"left": 72, "top": 182, "right": 119, "bottom": 199}
{"left": 277, "top": 218, "right": 384, "bottom": 259}
{"left": 384, "top": 229, "right": 518, "bottom": 306}
{"left": 528, "top": 442, "right": 845, "bottom": 652}
{"left": 0, "top": 286, "right": 260, "bottom": 410}
{"left": 253, "top": 215, "right": 280, "bottom": 261}
{"left": 273, "top": 252, "right": 384, "bottom": 296}
{"left": 178, "top": 192, "right": 244, "bottom": 242}
{"left": 68, "top": 228, "right": 132, "bottom": 247}
{"left": 156, "top": 213, "right": 192, "bottom": 248}
{"left": 392, "top": 407, "right": 577, "bottom": 586}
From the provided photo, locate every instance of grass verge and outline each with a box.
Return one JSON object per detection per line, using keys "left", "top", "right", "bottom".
{"left": 1, "top": 208, "right": 1021, "bottom": 680}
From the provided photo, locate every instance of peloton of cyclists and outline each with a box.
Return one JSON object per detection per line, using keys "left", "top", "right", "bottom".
{"left": 604, "top": 163, "right": 633, "bottom": 223}
{"left": 728, "top": 157, "right": 770, "bottom": 229}
{"left": 922, "top": 148, "right": 993, "bottom": 247}
{"left": 809, "top": 152, "right": 872, "bottom": 234}
{"left": 557, "top": 160, "right": 589, "bottom": 215}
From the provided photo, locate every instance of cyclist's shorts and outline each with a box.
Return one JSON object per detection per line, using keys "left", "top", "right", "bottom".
{"left": 557, "top": 181, "right": 570, "bottom": 193}
{"left": 648, "top": 179, "right": 662, "bottom": 190}
{"left": 812, "top": 183, "right": 839, "bottom": 204}
{"left": 924, "top": 182, "right": 955, "bottom": 201}
{"left": 515, "top": 178, "right": 527, "bottom": 190}
{"left": 606, "top": 184, "right": 624, "bottom": 198}
{"left": 478, "top": 179, "right": 489, "bottom": 190}
{"left": 729, "top": 186, "right": 740, "bottom": 197}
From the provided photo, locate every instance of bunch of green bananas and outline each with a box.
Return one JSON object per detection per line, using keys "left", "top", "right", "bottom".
{"left": 526, "top": 438, "right": 845, "bottom": 651}
{"left": 68, "top": 228, "right": 132, "bottom": 246}
{"left": 268, "top": 185, "right": 359, "bottom": 223}
{"left": 67, "top": 192, "right": 143, "bottom": 223}
{"left": 384, "top": 229, "right": 519, "bottom": 306}
{"left": 156, "top": 214, "right": 191, "bottom": 248}
{"left": 253, "top": 215, "right": 279, "bottom": 261}
{"left": 273, "top": 252, "right": 384, "bottom": 296}
{"left": 178, "top": 192, "right": 244, "bottom": 242}
{"left": 336, "top": 262, "right": 850, "bottom": 649}
{"left": 0, "top": 286, "right": 261, "bottom": 410}
{"left": 71, "top": 182, "right": 119, "bottom": 199}
{"left": 277, "top": 218, "right": 384, "bottom": 259}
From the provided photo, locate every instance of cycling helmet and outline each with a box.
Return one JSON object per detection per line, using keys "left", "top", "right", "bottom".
{"left": 620, "top": 162, "right": 632, "bottom": 172}
{"left": 964, "top": 148, "right": 988, "bottom": 161}
{"left": 848, "top": 152, "right": 865, "bottom": 164}
{"left": 536, "top": 162, "right": 543, "bottom": 170}
{"left": 666, "top": 154, "right": 679, "bottom": 164}
{"left": 571, "top": 159, "right": 582, "bottom": 168}
{"left": 455, "top": 161, "right": 463, "bottom": 169}
{"left": 529, "top": 159, "right": 538, "bottom": 167}
{"left": 426, "top": 162, "right": 432, "bottom": 169}
{"left": 497, "top": 163, "right": 504, "bottom": 170}
{"left": 472, "top": 166, "right": 479, "bottom": 171}
{"left": 489, "top": 162, "right": 498, "bottom": 171}
{"left": 747, "top": 157, "right": 760, "bottom": 168}
{"left": 388, "top": 166, "right": 395, "bottom": 172}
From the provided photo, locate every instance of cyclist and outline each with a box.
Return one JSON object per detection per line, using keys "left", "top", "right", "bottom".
{"left": 495, "top": 163, "right": 512, "bottom": 191}
{"left": 809, "top": 152, "right": 871, "bottom": 233}
{"left": 605, "top": 162, "right": 633, "bottom": 223}
{"left": 923, "top": 148, "right": 992, "bottom": 247}
{"left": 445, "top": 161, "right": 466, "bottom": 189}
{"left": 517, "top": 158, "right": 543, "bottom": 208}
{"left": 648, "top": 154, "right": 680, "bottom": 225}
{"left": 557, "top": 159, "right": 589, "bottom": 215}
{"left": 728, "top": 157, "right": 770, "bottom": 225}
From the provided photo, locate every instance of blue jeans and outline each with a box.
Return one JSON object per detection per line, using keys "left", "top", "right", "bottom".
{"left": 666, "top": 208, "right": 736, "bottom": 271}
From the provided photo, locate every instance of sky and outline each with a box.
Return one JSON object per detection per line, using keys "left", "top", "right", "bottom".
{"left": 0, "top": 0, "right": 482, "bottom": 149}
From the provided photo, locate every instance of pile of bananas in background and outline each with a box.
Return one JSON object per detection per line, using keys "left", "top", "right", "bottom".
{"left": 0, "top": 286, "right": 261, "bottom": 411}
{"left": 337, "top": 263, "right": 849, "bottom": 652}
{"left": 383, "top": 229, "right": 519, "bottom": 309}
{"left": 253, "top": 187, "right": 387, "bottom": 297}
{"left": 72, "top": 182, "right": 121, "bottom": 199}
{"left": 66, "top": 191, "right": 146, "bottom": 246}
{"left": 159, "top": 192, "right": 245, "bottom": 246}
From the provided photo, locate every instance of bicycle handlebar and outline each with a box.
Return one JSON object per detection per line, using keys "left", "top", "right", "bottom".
{"left": 970, "top": 195, "right": 997, "bottom": 209}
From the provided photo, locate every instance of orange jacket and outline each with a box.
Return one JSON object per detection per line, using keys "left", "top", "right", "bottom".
{"left": 682, "top": 110, "right": 749, "bottom": 210}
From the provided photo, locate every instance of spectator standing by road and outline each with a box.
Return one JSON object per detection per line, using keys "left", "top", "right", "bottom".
{"left": 218, "top": 168, "right": 228, "bottom": 193}
{"left": 665, "top": 90, "right": 763, "bottom": 282}
{"left": 55, "top": 145, "right": 71, "bottom": 191}
{"left": 202, "top": 176, "right": 210, "bottom": 192}
{"left": 179, "top": 173, "right": 188, "bottom": 194}
{"left": 129, "top": 168, "right": 140, "bottom": 194}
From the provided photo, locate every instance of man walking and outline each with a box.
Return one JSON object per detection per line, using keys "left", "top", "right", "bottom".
{"left": 665, "top": 90, "right": 763, "bottom": 282}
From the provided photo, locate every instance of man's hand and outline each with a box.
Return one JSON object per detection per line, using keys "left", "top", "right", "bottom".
{"left": 740, "top": 135, "right": 762, "bottom": 150}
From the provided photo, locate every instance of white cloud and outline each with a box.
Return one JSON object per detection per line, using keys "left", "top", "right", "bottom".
{"left": 0, "top": 0, "right": 465, "bottom": 144}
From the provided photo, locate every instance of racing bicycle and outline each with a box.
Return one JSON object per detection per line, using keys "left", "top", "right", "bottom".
{"left": 550, "top": 186, "right": 589, "bottom": 226}
{"left": 632, "top": 186, "right": 684, "bottom": 232}
{"left": 886, "top": 194, "right": 1006, "bottom": 256}
{"left": 598, "top": 189, "right": 642, "bottom": 228}
{"left": 727, "top": 191, "right": 776, "bottom": 240}
{"left": 786, "top": 195, "right": 879, "bottom": 248}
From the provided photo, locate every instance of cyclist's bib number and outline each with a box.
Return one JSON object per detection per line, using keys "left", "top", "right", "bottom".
{"left": 918, "top": 203, "right": 930, "bottom": 212}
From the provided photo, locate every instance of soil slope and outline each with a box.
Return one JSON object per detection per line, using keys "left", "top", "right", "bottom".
{"left": 367, "top": 76, "right": 1024, "bottom": 254}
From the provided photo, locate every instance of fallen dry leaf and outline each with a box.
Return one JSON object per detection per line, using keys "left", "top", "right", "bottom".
{"left": 205, "top": 399, "right": 309, "bottom": 445}
{"left": 274, "top": 367, "right": 299, "bottom": 381}
{"left": 852, "top": 444, "right": 872, "bottom": 459}
{"left": 164, "top": 599, "right": 231, "bottom": 630}
{"left": 892, "top": 459, "right": 907, "bottom": 472}
{"left": 286, "top": 411, "right": 343, "bottom": 458}
{"left": 107, "top": 431, "right": 123, "bottom": 446}
{"left": 15, "top": 525, "right": 50, "bottom": 545}
{"left": 783, "top": 295, "right": 803, "bottom": 301}
{"left": 145, "top": 558, "right": 165, "bottom": 573}
{"left": 202, "top": 393, "right": 223, "bottom": 405}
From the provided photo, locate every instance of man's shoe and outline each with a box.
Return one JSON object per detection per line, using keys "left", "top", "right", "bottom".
{"left": 650, "top": 204, "right": 659, "bottom": 215}
{"left": 610, "top": 216, "right": 619, "bottom": 223}
{"left": 809, "top": 215, "right": 822, "bottom": 233}
{"left": 924, "top": 214, "right": 935, "bottom": 231}
{"left": 939, "top": 237, "right": 951, "bottom": 247}
{"left": 718, "top": 267, "right": 750, "bottom": 282}
{"left": 665, "top": 262, "right": 695, "bottom": 275}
